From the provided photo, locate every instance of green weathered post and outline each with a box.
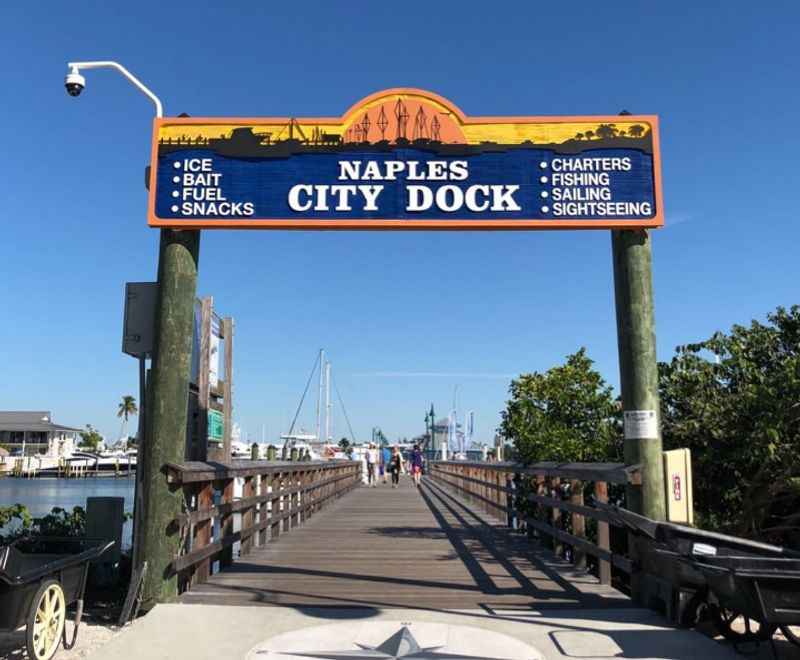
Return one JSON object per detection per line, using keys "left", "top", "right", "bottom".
{"left": 251, "top": 443, "right": 259, "bottom": 460}
{"left": 611, "top": 228, "right": 665, "bottom": 521}
{"left": 139, "top": 228, "right": 201, "bottom": 607}
{"left": 290, "top": 447, "right": 299, "bottom": 461}
{"left": 267, "top": 445, "right": 276, "bottom": 461}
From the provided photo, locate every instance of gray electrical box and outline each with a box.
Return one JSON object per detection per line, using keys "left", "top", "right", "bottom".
{"left": 122, "top": 282, "right": 158, "bottom": 358}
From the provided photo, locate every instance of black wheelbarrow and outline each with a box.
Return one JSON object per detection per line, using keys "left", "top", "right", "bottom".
{"left": 0, "top": 537, "right": 114, "bottom": 660}
{"left": 691, "top": 554, "right": 800, "bottom": 647}
{"left": 596, "top": 503, "right": 800, "bottom": 646}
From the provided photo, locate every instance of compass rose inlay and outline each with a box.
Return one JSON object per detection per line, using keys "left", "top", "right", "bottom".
{"left": 247, "top": 621, "right": 543, "bottom": 660}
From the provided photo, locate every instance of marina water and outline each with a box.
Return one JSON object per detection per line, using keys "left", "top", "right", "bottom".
{"left": 0, "top": 477, "right": 135, "bottom": 548}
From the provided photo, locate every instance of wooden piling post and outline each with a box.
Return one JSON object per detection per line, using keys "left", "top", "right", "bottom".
{"left": 192, "top": 482, "right": 213, "bottom": 584}
{"left": 139, "top": 228, "right": 200, "bottom": 607}
{"left": 611, "top": 228, "right": 666, "bottom": 521}
{"left": 222, "top": 317, "right": 234, "bottom": 461}
{"left": 218, "top": 478, "right": 234, "bottom": 568}
{"left": 594, "top": 481, "right": 612, "bottom": 585}
{"left": 281, "top": 472, "right": 290, "bottom": 533}
{"left": 241, "top": 476, "right": 254, "bottom": 555}
{"left": 195, "top": 296, "right": 212, "bottom": 461}
{"left": 570, "top": 479, "right": 586, "bottom": 569}
{"left": 550, "top": 477, "right": 562, "bottom": 556}
{"left": 270, "top": 473, "right": 281, "bottom": 541}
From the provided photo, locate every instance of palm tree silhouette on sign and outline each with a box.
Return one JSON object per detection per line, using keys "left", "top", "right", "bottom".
{"left": 117, "top": 395, "right": 138, "bottom": 443}
{"left": 628, "top": 124, "right": 646, "bottom": 138}
{"left": 595, "top": 123, "right": 618, "bottom": 139}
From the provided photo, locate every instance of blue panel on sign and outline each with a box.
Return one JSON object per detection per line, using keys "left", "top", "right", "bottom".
{"left": 155, "top": 148, "right": 655, "bottom": 222}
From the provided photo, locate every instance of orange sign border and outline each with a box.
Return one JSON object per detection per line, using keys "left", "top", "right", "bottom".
{"left": 147, "top": 88, "right": 664, "bottom": 231}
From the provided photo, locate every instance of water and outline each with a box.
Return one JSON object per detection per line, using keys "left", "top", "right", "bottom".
{"left": 0, "top": 477, "right": 135, "bottom": 548}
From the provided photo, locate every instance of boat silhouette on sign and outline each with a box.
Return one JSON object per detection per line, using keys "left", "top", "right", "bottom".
{"left": 157, "top": 108, "right": 654, "bottom": 159}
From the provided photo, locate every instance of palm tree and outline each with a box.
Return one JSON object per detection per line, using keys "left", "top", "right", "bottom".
{"left": 575, "top": 132, "right": 584, "bottom": 141}
{"left": 585, "top": 130, "right": 595, "bottom": 140}
{"left": 628, "top": 124, "right": 645, "bottom": 138}
{"left": 117, "top": 395, "right": 138, "bottom": 443}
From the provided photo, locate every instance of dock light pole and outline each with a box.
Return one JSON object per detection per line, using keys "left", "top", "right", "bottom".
{"left": 65, "top": 61, "right": 200, "bottom": 607}
{"left": 425, "top": 410, "right": 431, "bottom": 451}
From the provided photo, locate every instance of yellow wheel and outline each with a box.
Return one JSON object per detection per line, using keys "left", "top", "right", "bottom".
{"left": 26, "top": 579, "right": 66, "bottom": 660}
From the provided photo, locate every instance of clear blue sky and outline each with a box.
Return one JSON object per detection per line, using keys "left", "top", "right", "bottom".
{"left": 1, "top": 1, "right": 798, "bottom": 445}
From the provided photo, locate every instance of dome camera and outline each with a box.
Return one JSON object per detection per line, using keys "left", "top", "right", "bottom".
{"left": 65, "top": 70, "right": 85, "bottom": 97}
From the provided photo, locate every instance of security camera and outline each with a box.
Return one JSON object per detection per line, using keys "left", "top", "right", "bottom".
{"left": 65, "top": 70, "right": 85, "bottom": 97}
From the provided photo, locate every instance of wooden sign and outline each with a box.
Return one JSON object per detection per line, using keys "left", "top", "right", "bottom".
{"left": 148, "top": 88, "right": 663, "bottom": 230}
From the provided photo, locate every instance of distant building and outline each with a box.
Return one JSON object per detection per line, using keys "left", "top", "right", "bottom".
{"left": 415, "top": 418, "right": 452, "bottom": 456}
{"left": 433, "top": 418, "right": 451, "bottom": 453}
{"left": 0, "top": 411, "right": 81, "bottom": 457}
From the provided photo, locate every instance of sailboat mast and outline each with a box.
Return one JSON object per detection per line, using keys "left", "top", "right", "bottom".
{"left": 325, "top": 361, "right": 332, "bottom": 444}
{"left": 316, "top": 349, "right": 324, "bottom": 445}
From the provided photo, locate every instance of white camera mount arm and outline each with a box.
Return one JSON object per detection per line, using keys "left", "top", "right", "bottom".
{"left": 67, "top": 61, "right": 164, "bottom": 117}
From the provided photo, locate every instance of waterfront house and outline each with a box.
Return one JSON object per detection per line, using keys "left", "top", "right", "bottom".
{"left": 0, "top": 411, "right": 81, "bottom": 457}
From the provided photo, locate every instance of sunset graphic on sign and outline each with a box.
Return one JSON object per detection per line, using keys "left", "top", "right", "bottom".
{"left": 156, "top": 88, "right": 653, "bottom": 150}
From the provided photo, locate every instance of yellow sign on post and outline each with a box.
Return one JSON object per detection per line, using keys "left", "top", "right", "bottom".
{"left": 663, "top": 448, "right": 693, "bottom": 525}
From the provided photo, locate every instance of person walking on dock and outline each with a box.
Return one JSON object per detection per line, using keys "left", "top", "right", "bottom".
{"left": 389, "top": 445, "right": 403, "bottom": 488}
{"left": 366, "top": 443, "right": 378, "bottom": 487}
{"left": 410, "top": 444, "right": 423, "bottom": 487}
{"left": 381, "top": 445, "right": 391, "bottom": 485}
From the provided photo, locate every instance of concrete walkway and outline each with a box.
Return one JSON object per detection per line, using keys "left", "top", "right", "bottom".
{"left": 85, "top": 603, "right": 741, "bottom": 660}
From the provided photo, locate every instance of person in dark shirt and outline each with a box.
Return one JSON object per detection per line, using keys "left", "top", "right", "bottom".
{"left": 410, "top": 444, "right": 423, "bottom": 486}
{"left": 381, "top": 445, "right": 392, "bottom": 485}
{"left": 389, "top": 446, "right": 403, "bottom": 488}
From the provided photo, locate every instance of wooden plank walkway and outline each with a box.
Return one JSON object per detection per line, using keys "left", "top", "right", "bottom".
{"left": 180, "top": 476, "right": 630, "bottom": 610}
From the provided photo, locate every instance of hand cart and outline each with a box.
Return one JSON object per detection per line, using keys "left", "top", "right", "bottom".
{"left": 0, "top": 537, "right": 114, "bottom": 660}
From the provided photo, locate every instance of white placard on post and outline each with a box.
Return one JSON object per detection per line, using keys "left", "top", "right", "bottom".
{"left": 209, "top": 333, "right": 220, "bottom": 389}
{"left": 624, "top": 410, "right": 658, "bottom": 439}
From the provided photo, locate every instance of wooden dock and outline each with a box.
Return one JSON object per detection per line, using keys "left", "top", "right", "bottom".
{"left": 180, "top": 476, "right": 628, "bottom": 610}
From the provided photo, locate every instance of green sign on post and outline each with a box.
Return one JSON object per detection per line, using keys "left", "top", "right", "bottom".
{"left": 208, "top": 409, "right": 224, "bottom": 441}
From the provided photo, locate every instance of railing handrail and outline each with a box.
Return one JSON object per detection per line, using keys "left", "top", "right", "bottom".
{"left": 431, "top": 459, "right": 640, "bottom": 485}
{"left": 428, "top": 460, "right": 626, "bottom": 586}
{"left": 166, "top": 459, "right": 360, "bottom": 483}
{"left": 172, "top": 460, "right": 362, "bottom": 589}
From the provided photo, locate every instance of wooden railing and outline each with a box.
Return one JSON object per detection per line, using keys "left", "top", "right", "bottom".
{"left": 165, "top": 459, "right": 361, "bottom": 591}
{"left": 429, "top": 460, "right": 640, "bottom": 586}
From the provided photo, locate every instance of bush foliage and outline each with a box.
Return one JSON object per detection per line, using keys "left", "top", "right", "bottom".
{"left": 659, "top": 305, "right": 800, "bottom": 545}
{"left": 499, "top": 348, "right": 622, "bottom": 464}
{"left": 497, "top": 305, "right": 800, "bottom": 548}
{"left": 0, "top": 505, "right": 86, "bottom": 543}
